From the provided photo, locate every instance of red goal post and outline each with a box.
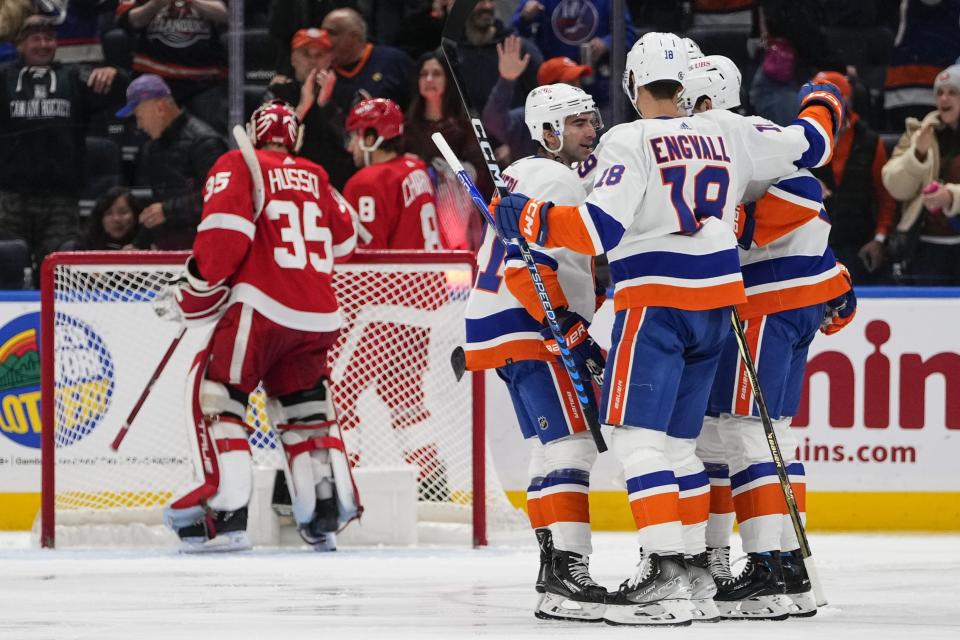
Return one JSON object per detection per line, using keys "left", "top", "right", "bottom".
{"left": 39, "top": 250, "right": 524, "bottom": 548}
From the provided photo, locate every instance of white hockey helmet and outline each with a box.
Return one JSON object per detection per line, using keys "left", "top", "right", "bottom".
{"left": 684, "top": 37, "right": 703, "bottom": 60}
{"left": 680, "top": 54, "right": 742, "bottom": 113}
{"left": 622, "top": 32, "right": 688, "bottom": 108}
{"left": 525, "top": 83, "right": 603, "bottom": 154}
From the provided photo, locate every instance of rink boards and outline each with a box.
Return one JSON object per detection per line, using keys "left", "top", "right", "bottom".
{"left": 1, "top": 288, "right": 958, "bottom": 532}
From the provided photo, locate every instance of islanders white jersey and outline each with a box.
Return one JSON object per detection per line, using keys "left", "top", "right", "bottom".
{"left": 736, "top": 169, "right": 849, "bottom": 319}
{"left": 464, "top": 156, "right": 597, "bottom": 371}
{"left": 546, "top": 105, "right": 836, "bottom": 313}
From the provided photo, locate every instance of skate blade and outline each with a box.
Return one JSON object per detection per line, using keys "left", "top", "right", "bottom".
{"left": 782, "top": 592, "right": 817, "bottom": 617}
{"left": 717, "top": 595, "right": 790, "bottom": 620}
{"left": 690, "top": 597, "right": 721, "bottom": 623}
{"left": 312, "top": 532, "right": 337, "bottom": 552}
{"left": 179, "top": 531, "right": 252, "bottom": 554}
{"left": 603, "top": 599, "right": 693, "bottom": 626}
{"left": 534, "top": 592, "right": 605, "bottom": 622}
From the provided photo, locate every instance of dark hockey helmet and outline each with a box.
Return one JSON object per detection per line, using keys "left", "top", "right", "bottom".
{"left": 247, "top": 99, "right": 303, "bottom": 152}
{"left": 345, "top": 98, "right": 404, "bottom": 149}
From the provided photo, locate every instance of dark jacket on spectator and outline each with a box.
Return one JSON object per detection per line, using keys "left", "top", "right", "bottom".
{"left": 456, "top": 19, "right": 542, "bottom": 114}
{"left": 329, "top": 43, "right": 416, "bottom": 111}
{"left": 135, "top": 112, "right": 226, "bottom": 249}
{"left": 0, "top": 60, "right": 126, "bottom": 195}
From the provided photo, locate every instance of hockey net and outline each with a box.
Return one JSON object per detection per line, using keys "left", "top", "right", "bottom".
{"left": 38, "top": 251, "right": 526, "bottom": 548}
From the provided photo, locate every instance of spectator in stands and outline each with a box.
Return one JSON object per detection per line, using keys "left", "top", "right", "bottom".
{"left": 320, "top": 8, "right": 416, "bottom": 110}
{"left": 0, "top": 15, "right": 126, "bottom": 277}
{"left": 810, "top": 71, "right": 897, "bottom": 285}
{"left": 456, "top": 0, "right": 542, "bottom": 113}
{"left": 267, "top": 0, "right": 355, "bottom": 78}
{"left": 884, "top": 0, "right": 960, "bottom": 131}
{"left": 81, "top": 186, "right": 151, "bottom": 250}
{"left": 265, "top": 28, "right": 356, "bottom": 189}
{"left": 357, "top": 1, "right": 446, "bottom": 59}
{"left": 691, "top": 0, "right": 753, "bottom": 27}
{"left": 116, "top": 0, "right": 229, "bottom": 133}
{"left": 749, "top": 0, "right": 850, "bottom": 126}
{"left": 404, "top": 49, "right": 493, "bottom": 200}
{"left": 482, "top": 41, "right": 591, "bottom": 165}
{"left": 118, "top": 74, "right": 226, "bottom": 250}
{"left": 511, "top": 0, "right": 636, "bottom": 112}
{"left": 882, "top": 64, "right": 960, "bottom": 285}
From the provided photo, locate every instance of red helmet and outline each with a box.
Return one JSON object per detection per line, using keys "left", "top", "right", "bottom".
{"left": 247, "top": 99, "right": 302, "bottom": 151}
{"left": 345, "top": 98, "right": 404, "bottom": 142}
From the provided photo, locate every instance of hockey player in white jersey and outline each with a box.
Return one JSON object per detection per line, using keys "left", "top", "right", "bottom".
{"left": 493, "top": 32, "right": 844, "bottom": 626}
{"left": 684, "top": 55, "right": 855, "bottom": 620}
{"left": 463, "top": 83, "right": 607, "bottom": 621}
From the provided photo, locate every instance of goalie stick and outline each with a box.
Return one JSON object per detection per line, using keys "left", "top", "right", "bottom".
{"left": 230, "top": 125, "right": 373, "bottom": 244}
{"left": 730, "top": 308, "right": 827, "bottom": 606}
{"left": 110, "top": 325, "right": 187, "bottom": 451}
{"left": 439, "top": 0, "right": 605, "bottom": 453}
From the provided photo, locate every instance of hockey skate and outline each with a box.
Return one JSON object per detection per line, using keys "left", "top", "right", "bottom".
{"left": 603, "top": 553, "right": 693, "bottom": 627}
{"left": 781, "top": 550, "right": 817, "bottom": 617}
{"left": 714, "top": 551, "right": 790, "bottom": 620}
{"left": 686, "top": 552, "right": 721, "bottom": 622}
{"left": 535, "top": 549, "right": 608, "bottom": 622}
{"left": 297, "top": 496, "right": 339, "bottom": 552}
{"left": 535, "top": 529, "right": 553, "bottom": 594}
{"left": 173, "top": 507, "right": 252, "bottom": 554}
{"left": 707, "top": 546, "right": 733, "bottom": 582}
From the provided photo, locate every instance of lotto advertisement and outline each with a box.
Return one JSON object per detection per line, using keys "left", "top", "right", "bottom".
{"left": 2, "top": 293, "right": 958, "bottom": 531}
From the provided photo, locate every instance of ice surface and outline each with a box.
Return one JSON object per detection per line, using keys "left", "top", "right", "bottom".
{"left": 1, "top": 532, "right": 958, "bottom": 639}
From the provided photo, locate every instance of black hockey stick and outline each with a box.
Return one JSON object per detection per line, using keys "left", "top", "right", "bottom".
{"left": 436, "top": 6, "right": 606, "bottom": 452}
{"left": 729, "top": 308, "right": 827, "bottom": 606}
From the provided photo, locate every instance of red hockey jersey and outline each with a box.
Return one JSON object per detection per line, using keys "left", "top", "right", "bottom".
{"left": 343, "top": 154, "right": 442, "bottom": 250}
{"left": 194, "top": 148, "right": 357, "bottom": 332}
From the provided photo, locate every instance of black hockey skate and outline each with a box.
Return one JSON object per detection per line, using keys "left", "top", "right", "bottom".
{"left": 603, "top": 553, "right": 693, "bottom": 626}
{"left": 535, "top": 549, "right": 608, "bottom": 622}
{"left": 177, "top": 507, "right": 252, "bottom": 553}
{"left": 714, "top": 551, "right": 790, "bottom": 620}
{"left": 298, "top": 496, "right": 339, "bottom": 552}
{"left": 686, "top": 552, "right": 721, "bottom": 622}
{"left": 781, "top": 550, "right": 817, "bottom": 617}
{"left": 535, "top": 528, "right": 553, "bottom": 594}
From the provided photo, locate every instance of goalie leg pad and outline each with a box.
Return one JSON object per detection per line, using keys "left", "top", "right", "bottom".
{"left": 199, "top": 380, "right": 248, "bottom": 420}
{"left": 277, "top": 380, "right": 361, "bottom": 532}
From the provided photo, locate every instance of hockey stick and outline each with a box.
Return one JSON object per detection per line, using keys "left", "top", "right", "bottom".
{"left": 432, "top": 132, "right": 606, "bottom": 453}
{"left": 110, "top": 326, "right": 187, "bottom": 450}
{"left": 729, "top": 308, "right": 827, "bottom": 606}
{"left": 438, "top": 2, "right": 605, "bottom": 452}
{"left": 230, "top": 125, "right": 373, "bottom": 244}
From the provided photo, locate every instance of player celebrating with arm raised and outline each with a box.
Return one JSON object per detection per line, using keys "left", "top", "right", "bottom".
{"left": 464, "top": 83, "right": 607, "bottom": 622}
{"left": 683, "top": 55, "right": 855, "bottom": 619}
{"left": 493, "top": 32, "right": 843, "bottom": 626}
{"left": 161, "top": 100, "right": 360, "bottom": 553}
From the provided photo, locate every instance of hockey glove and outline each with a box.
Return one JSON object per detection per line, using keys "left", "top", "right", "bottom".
{"left": 820, "top": 262, "right": 856, "bottom": 335}
{"left": 494, "top": 192, "right": 551, "bottom": 245}
{"left": 798, "top": 81, "right": 845, "bottom": 138}
{"left": 155, "top": 256, "right": 231, "bottom": 326}
{"left": 542, "top": 309, "right": 605, "bottom": 389}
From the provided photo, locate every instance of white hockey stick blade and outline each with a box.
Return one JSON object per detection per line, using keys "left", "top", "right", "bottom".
{"left": 431, "top": 132, "right": 465, "bottom": 174}
{"left": 804, "top": 554, "right": 828, "bottom": 607}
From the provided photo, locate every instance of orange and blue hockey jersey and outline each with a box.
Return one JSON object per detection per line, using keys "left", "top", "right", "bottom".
{"left": 736, "top": 170, "right": 851, "bottom": 319}
{"left": 537, "top": 104, "right": 838, "bottom": 313}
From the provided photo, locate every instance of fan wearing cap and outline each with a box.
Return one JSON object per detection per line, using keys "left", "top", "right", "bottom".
{"left": 0, "top": 14, "right": 126, "bottom": 280}
{"left": 882, "top": 64, "right": 960, "bottom": 284}
{"left": 116, "top": 73, "right": 227, "bottom": 249}
{"left": 264, "top": 27, "right": 356, "bottom": 190}
{"left": 116, "top": 0, "right": 229, "bottom": 132}
{"left": 807, "top": 71, "right": 896, "bottom": 284}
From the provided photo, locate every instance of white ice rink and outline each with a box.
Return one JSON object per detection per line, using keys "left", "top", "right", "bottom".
{"left": 1, "top": 532, "right": 958, "bottom": 640}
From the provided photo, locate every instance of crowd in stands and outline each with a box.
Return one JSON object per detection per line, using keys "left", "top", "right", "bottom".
{"left": 2, "top": 1, "right": 960, "bottom": 286}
